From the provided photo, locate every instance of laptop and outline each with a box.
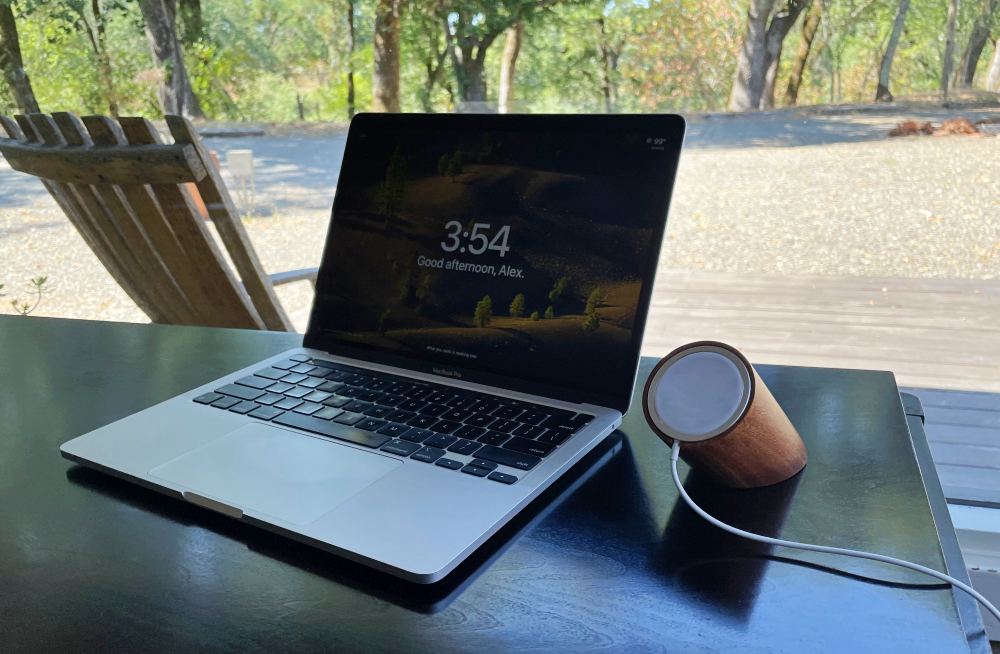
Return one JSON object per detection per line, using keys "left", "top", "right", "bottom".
{"left": 60, "top": 113, "right": 686, "bottom": 583}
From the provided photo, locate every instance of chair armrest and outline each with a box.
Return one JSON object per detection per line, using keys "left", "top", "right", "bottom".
{"left": 267, "top": 268, "right": 319, "bottom": 288}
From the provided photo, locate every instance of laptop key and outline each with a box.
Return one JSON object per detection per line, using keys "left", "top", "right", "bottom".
{"left": 460, "top": 465, "right": 490, "bottom": 478}
{"left": 469, "top": 458, "right": 498, "bottom": 470}
{"left": 465, "top": 414, "right": 496, "bottom": 429}
{"left": 364, "top": 405, "right": 395, "bottom": 419}
{"left": 512, "top": 423, "right": 545, "bottom": 439}
{"left": 274, "top": 397, "right": 303, "bottom": 411}
{"left": 193, "top": 392, "right": 223, "bottom": 405}
{"left": 441, "top": 409, "right": 472, "bottom": 423}
{"left": 303, "top": 390, "right": 333, "bottom": 403}
{"left": 289, "top": 354, "right": 311, "bottom": 362}
{"left": 447, "top": 439, "right": 481, "bottom": 456}
{"left": 216, "top": 384, "right": 265, "bottom": 401}
{"left": 322, "top": 396, "right": 351, "bottom": 408}
{"left": 376, "top": 423, "right": 411, "bottom": 438}
{"left": 281, "top": 373, "right": 308, "bottom": 384}
{"left": 401, "top": 428, "right": 433, "bottom": 443}
{"left": 318, "top": 380, "right": 345, "bottom": 393}
{"left": 293, "top": 402, "right": 323, "bottom": 415}
{"left": 396, "top": 399, "right": 426, "bottom": 412}
{"left": 267, "top": 381, "right": 294, "bottom": 394}
{"left": 333, "top": 411, "right": 365, "bottom": 426}
{"left": 289, "top": 364, "right": 316, "bottom": 374}
{"left": 407, "top": 415, "right": 437, "bottom": 429}
{"left": 284, "top": 386, "right": 312, "bottom": 399}
{"left": 272, "top": 413, "right": 390, "bottom": 449}
{"left": 313, "top": 406, "right": 344, "bottom": 420}
{"left": 429, "top": 419, "right": 461, "bottom": 434}
{"left": 299, "top": 377, "right": 326, "bottom": 389}
{"left": 211, "top": 396, "right": 240, "bottom": 409}
{"left": 454, "top": 424, "right": 485, "bottom": 440}
{"left": 230, "top": 400, "right": 259, "bottom": 414}
{"left": 490, "top": 419, "right": 519, "bottom": 434}
{"left": 537, "top": 430, "right": 570, "bottom": 446}
{"left": 380, "top": 440, "right": 421, "bottom": 457}
{"left": 487, "top": 472, "right": 518, "bottom": 485}
{"left": 343, "top": 400, "right": 372, "bottom": 413}
{"left": 417, "top": 403, "right": 448, "bottom": 417}
{"left": 254, "top": 367, "right": 288, "bottom": 380}
{"left": 386, "top": 409, "right": 416, "bottom": 422}
{"left": 516, "top": 410, "right": 548, "bottom": 426}
{"left": 248, "top": 405, "right": 284, "bottom": 421}
{"left": 478, "top": 431, "right": 510, "bottom": 446}
{"left": 492, "top": 406, "right": 523, "bottom": 420}
{"left": 503, "top": 436, "right": 555, "bottom": 458}
{"left": 255, "top": 393, "right": 285, "bottom": 406}
{"left": 472, "top": 445, "right": 541, "bottom": 471}
{"left": 424, "top": 433, "right": 457, "bottom": 449}
{"left": 435, "top": 458, "right": 464, "bottom": 470}
{"left": 356, "top": 418, "right": 387, "bottom": 432}
{"left": 410, "top": 447, "right": 446, "bottom": 463}
{"left": 271, "top": 358, "right": 299, "bottom": 370}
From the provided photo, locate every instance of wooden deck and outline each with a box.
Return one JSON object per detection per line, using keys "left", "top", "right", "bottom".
{"left": 641, "top": 269, "right": 1000, "bottom": 507}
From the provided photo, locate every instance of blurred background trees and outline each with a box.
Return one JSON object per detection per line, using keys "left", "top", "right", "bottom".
{"left": 1, "top": 0, "right": 999, "bottom": 120}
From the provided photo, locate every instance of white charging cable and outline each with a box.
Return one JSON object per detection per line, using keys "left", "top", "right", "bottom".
{"left": 670, "top": 441, "right": 1000, "bottom": 623}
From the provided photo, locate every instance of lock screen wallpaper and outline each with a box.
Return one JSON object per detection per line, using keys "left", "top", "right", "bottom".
{"left": 310, "top": 119, "right": 680, "bottom": 397}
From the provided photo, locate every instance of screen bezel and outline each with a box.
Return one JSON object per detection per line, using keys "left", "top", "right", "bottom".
{"left": 304, "top": 112, "right": 686, "bottom": 414}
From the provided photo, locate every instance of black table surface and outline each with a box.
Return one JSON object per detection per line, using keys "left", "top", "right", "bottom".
{"left": 0, "top": 315, "right": 988, "bottom": 653}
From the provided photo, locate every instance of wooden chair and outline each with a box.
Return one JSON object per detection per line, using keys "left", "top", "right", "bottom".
{"left": 0, "top": 112, "right": 317, "bottom": 331}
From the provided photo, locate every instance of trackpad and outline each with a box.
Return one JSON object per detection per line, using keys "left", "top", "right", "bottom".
{"left": 149, "top": 423, "right": 401, "bottom": 525}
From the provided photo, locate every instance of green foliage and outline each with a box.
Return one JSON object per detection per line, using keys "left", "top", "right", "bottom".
{"left": 1, "top": 276, "right": 52, "bottom": 316}
{"left": 473, "top": 294, "right": 492, "bottom": 327}
{"left": 509, "top": 292, "right": 525, "bottom": 318}
{"left": 530, "top": 310, "right": 540, "bottom": 321}
{"left": 548, "top": 276, "right": 571, "bottom": 303}
{"left": 544, "top": 305, "right": 554, "bottom": 319}
{"left": 581, "top": 309, "right": 599, "bottom": 332}
{"left": 584, "top": 286, "right": 603, "bottom": 314}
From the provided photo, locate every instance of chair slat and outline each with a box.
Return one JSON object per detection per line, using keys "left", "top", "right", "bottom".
{"left": 21, "top": 114, "right": 149, "bottom": 317}
{"left": 167, "top": 115, "right": 293, "bottom": 331}
{"left": 117, "top": 117, "right": 264, "bottom": 329}
{"left": 52, "top": 112, "right": 192, "bottom": 323}
{"left": 0, "top": 115, "right": 23, "bottom": 139}
{"left": 0, "top": 139, "right": 205, "bottom": 185}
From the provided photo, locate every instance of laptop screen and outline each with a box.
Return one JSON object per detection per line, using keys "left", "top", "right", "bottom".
{"left": 305, "top": 114, "right": 684, "bottom": 413}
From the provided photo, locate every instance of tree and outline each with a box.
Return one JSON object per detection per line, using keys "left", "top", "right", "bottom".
{"left": 438, "top": 1, "right": 562, "bottom": 108}
{"left": 509, "top": 292, "right": 525, "bottom": 317}
{"left": 988, "top": 38, "right": 1000, "bottom": 90}
{"left": 957, "top": 0, "right": 1000, "bottom": 87}
{"left": 378, "top": 308, "right": 391, "bottom": 335}
{"left": 0, "top": 2, "right": 40, "bottom": 112}
{"left": 497, "top": 21, "right": 522, "bottom": 113}
{"left": 377, "top": 145, "right": 407, "bottom": 222}
{"left": 876, "top": 0, "right": 910, "bottom": 101}
{"left": 941, "top": 0, "right": 960, "bottom": 100}
{"left": 544, "top": 305, "right": 554, "bottom": 319}
{"left": 473, "top": 295, "right": 492, "bottom": 327}
{"left": 783, "top": 0, "right": 821, "bottom": 105}
{"left": 584, "top": 286, "right": 603, "bottom": 314}
{"left": 345, "top": 0, "right": 356, "bottom": 118}
{"left": 596, "top": 15, "right": 620, "bottom": 113}
{"left": 729, "top": 0, "right": 810, "bottom": 111}
{"left": 530, "top": 310, "right": 539, "bottom": 321}
{"left": 548, "top": 276, "right": 570, "bottom": 303}
{"left": 177, "top": 0, "right": 202, "bottom": 47}
{"left": 138, "top": 0, "right": 204, "bottom": 117}
{"left": 581, "top": 311, "right": 599, "bottom": 332}
{"left": 373, "top": 0, "right": 401, "bottom": 112}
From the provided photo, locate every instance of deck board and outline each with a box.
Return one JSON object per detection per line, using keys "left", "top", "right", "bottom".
{"left": 641, "top": 270, "right": 1000, "bottom": 508}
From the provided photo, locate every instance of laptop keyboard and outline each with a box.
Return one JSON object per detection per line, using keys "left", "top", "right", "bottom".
{"left": 193, "top": 354, "right": 595, "bottom": 485}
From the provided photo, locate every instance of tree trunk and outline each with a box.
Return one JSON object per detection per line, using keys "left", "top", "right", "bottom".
{"left": 0, "top": 3, "right": 40, "bottom": 113}
{"left": 89, "top": 0, "right": 118, "bottom": 116}
{"left": 597, "top": 16, "right": 617, "bottom": 113}
{"left": 730, "top": 0, "right": 778, "bottom": 111}
{"left": 177, "top": 0, "right": 203, "bottom": 47}
{"left": 759, "top": 0, "right": 810, "bottom": 110}
{"left": 346, "top": 0, "right": 356, "bottom": 119}
{"left": 957, "top": 0, "right": 1000, "bottom": 87}
{"left": 497, "top": 21, "right": 522, "bottom": 114}
{"left": 876, "top": 0, "right": 910, "bottom": 101}
{"left": 783, "top": 1, "right": 821, "bottom": 105}
{"left": 941, "top": 0, "right": 960, "bottom": 100}
{"left": 987, "top": 38, "right": 1000, "bottom": 90}
{"left": 138, "top": 0, "right": 204, "bottom": 118}
{"left": 373, "top": 0, "right": 401, "bottom": 112}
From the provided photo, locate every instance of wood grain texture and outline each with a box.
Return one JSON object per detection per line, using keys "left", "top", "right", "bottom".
{"left": 0, "top": 112, "right": 304, "bottom": 331}
{"left": 645, "top": 341, "right": 808, "bottom": 488}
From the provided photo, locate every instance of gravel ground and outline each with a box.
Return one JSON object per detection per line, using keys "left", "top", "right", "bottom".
{"left": 1, "top": 108, "right": 999, "bottom": 327}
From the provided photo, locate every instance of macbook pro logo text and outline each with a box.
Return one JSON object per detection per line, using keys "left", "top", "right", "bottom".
{"left": 433, "top": 368, "right": 462, "bottom": 379}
